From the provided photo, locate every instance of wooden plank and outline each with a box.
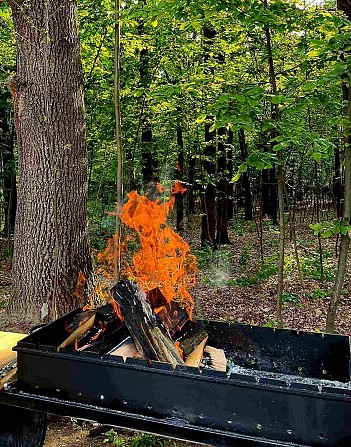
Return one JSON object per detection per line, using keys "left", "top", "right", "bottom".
{"left": 0, "top": 331, "right": 26, "bottom": 370}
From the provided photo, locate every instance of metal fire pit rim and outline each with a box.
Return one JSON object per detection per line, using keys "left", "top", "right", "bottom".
{"left": 14, "top": 346, "right": 351, "bottom": 400}
{"left": 0, "top": 388, "right": 313, "bottom": 447}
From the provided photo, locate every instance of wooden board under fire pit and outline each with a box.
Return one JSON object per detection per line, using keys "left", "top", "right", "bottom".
{"left": 0, "top": 331, "right": 26, "bottom": 390}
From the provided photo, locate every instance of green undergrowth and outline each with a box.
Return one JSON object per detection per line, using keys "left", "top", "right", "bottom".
{"left": 227, "top": 253, "right": 278, "bottom": 287}
{"left": 105, "top": 431, "right": 172, "bottom": 447}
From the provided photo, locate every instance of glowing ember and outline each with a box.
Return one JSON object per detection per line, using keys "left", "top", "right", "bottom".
{"left": 120, "top": 182, "right": 197, "bottom": 317}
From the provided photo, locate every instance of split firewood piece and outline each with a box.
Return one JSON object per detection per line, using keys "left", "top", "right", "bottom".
{"left": 67, "top": 309, "right": 96, "bottom": 332}
{"left": 57, "top": 313, "right": 96, "bottom": 352}
{"left": 109, "top": 336, "right": 141, "bottom": 361}
{"left": 112, "top": 281, "right": 184, "bottom": 368}
{"left": 179, "top": 328, "right": 208, "bottom": 357}
{"left": 185, "top": 336, "right": 208, "bottom": 368}
{"left": 147, "top": 288, "right": 190, "bottom": 338}
{"left": 204, "top": 346, "right": 227, "bottom": 372}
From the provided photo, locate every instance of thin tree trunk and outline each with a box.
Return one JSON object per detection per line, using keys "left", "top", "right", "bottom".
{"left": 175, "top": 122, "right": 184, "bottom": 231}
{"left": 201, "top": 122, "right": 216, "bottom": 247}
{"left": 216, "top": 127, "right": 230, "bottom": 245}
{"left": 227, "top": 129, "right": 234, "bottom": 220}
{"left": 138, "top": 5, "right": 158, "bottom": 189}
{"left": 188, "top": 153, "right": 196, "bottom": 215}
{"left": 8, "top": 0, "right": 92, "bottom": 322}
{"left": 264, "top": 0, "right": 283, "bottom": 328}
{"left": 114, "top": 0, "right": 123, "bottom": 282}
{"left": 238, "top": 129, "right": 253, "bottom": 221}
{"left": 326, "top": 0, "right": 351, "bottom": 333}
{"left": 333, "top": 142, "right": 342, "bottom": 218}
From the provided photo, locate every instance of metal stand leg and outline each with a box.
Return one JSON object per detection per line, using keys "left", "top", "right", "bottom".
{"left": 0, "top": 404, "right": 47, "bottom": 447}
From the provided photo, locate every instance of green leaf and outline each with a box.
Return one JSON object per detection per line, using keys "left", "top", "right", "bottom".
{"left": 191, "top": 21, "right": 201, "bottom": 32}
{"left": 232, "top": 172, "right": 241, "bottom": 182}
{"left": 321, "top": 229, "right": 333, "bottom": 238}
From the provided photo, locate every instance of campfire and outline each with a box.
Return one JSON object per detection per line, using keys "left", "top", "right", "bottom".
{"left": 58, "top": 183, "right": 227, "bottom": 372}
{"left": 9, "top": 185, "right": 351, "bottom": 447}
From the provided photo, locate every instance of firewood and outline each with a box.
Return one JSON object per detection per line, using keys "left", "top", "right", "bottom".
{"left": 179, "top": 328, "right": 208, "bottom": 357}
{"left": 147, "top": 288, "right": 190, "bottom": 338}
{"left": 67, "top": 310, "right": 96, "bottom": 332}
{"left": 109, "top": 336, "right": 141, "bottom": 361}
{"left": 203, "top": 346, "right": 227, "bottom": 372}
{"left": 185, "top": 336, "right": 208, "bottom": 368}
{"left": 57, "top": 314, "right": 96, "bottom": 352}
{"left": 112, "top": 281, "right": 184, "bottom": 368}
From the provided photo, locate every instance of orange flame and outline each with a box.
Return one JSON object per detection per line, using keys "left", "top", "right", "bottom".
{"left": 120, "top": 182, "right": 197, "bottom": 317}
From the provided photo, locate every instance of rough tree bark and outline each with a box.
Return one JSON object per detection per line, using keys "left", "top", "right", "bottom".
{"left": 8, "top": 0, "right": 92, "bottom": 322}
{"left": 326, "top": 0, "right": 351, "bottom": 333}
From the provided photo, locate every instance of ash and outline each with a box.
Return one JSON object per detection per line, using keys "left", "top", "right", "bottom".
{"left": 227, "top": 360, "right": 351, "bottom": 391}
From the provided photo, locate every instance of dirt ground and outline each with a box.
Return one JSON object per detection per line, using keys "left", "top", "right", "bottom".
{"left": 1, "top": 210, "right": 350, "bottom": 446}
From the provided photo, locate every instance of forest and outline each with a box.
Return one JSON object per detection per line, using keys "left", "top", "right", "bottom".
{"left": 0, "top": 0, "right": 351, "bottom": 445}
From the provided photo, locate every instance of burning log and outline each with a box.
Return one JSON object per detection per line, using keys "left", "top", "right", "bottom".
{"left": 112, "top": 281, "right": 184, "bottom": 367}
{"left": 179, "top": 328, "right": 208, "bottom": 357}
{"left": 147, "top": 288, "right": 190, "bottom": 338}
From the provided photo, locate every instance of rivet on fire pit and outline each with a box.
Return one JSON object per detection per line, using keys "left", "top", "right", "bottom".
{"left": 146, "top": 403, "right": 152, "bottom": 409}
{"left": 319, "top": 434, "right": 325, "bottom": 440}
{"left": 256, "top": 424, "right": 262, "bottom": 430}
{"left": 122, "top": 400, "right": 128, "bottom": 405}
{"left": 173, "top": 408, "right": 178, "bottom": 414}
{"left": 55, "top": 389, "right": 60, "bottom": 393}
{"left": 227, "top": 420, "right": 232, "bottom": 425}
{"left": 287, "top": 430, "right": 292, "bottom": 435}
{"left": 199, "top": 414, "right": 204, "bottom": 420}
{"left": 322, "top": 369, "right": 327, "bottom": 375}
{"left": 77, "top": 392, "right": 82, "bottom": 397}
{"left": 100, "top": 395, "right": 104, "bottom": 400}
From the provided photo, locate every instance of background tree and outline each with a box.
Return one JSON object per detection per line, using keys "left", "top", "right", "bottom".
{"left": 7, "top": 0, "right": 92, "bottom": 321}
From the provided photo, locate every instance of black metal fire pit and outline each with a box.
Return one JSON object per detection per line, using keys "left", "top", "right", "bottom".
{"left": 1, "top": 310, "right": 351, "bottom": 447}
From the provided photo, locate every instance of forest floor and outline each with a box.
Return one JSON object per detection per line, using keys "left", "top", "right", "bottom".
{"left": 0, "top": 207, "right": 350, "bottom": 447}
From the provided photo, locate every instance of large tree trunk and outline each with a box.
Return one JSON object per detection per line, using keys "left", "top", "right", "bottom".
{"left": 8, "top": 0, "right": 92, "bottom": 322}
